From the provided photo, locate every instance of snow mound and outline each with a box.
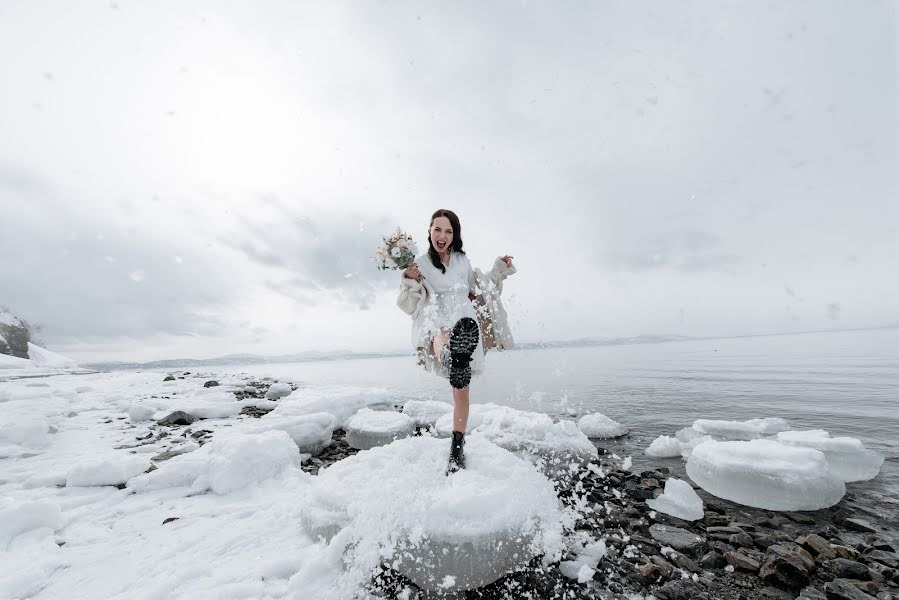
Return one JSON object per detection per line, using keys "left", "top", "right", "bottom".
{"left": 247, "top": 412, "right": 336, "bottom": 455}
{"left": 67, "top": 454, "right": 152, "bottom": 487}
{"left": 775, "top": 429, "right": 884, "bottom": 483}
{"left": 0, "top": 417, "right": 50, "bottom": 455}
{"left": 401, "top": 399, "right": 453, "bottom": 427}
{"left": 128, "top": 403, "right": 156, "bottom": 422}
{"left": 685, "top": 439, "right": 845, "bottom": 511}
{"left": 296, "top": 436, "right": 566, "bottom": 595}
{"left": 0, "top": 501, "right": 64, "bottom": 550}
{"left": 577, "top": 412, "right": 628, "bottom": 438}
{"left": 26, "top": 342, "right": 78, "bottom": 368}
{"left": 434, "top": 402, "right": 506, "bottom": 436}
{"left": 265, "top": 382, "right": 293, "bottom": 400}
{"left": 272, "top": 387, "right": 394, "bottom": 427}
{"left": 345, "top": 408, "right": 414, "bottom": 450}
{"left": 692, "top": 417, "right": 790, "bottom": 441}
{"left": 646, "top": 477, "right": 704, "bottom": 521}
{"left": 0, "top": 353, "right": 34, "bottom": 370}
{"left": 128, "top": 430, "right": 304, "bottom": 495}
{"left": 645, "top": 435, "right": 682, "bottom": 458}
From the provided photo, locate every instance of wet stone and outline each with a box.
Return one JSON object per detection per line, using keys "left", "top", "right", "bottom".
{"left": 844, "top": 518, "right": 877, "bottom": 533}
{"left": 725, "top": 551, "right": 761, "bottom": 572}
{"left": 157, "top": 411, "right": 196, "bottom": 426}
{"left": 648, "top": 524, "right": 705, "bottom": 553}
{"left": 824, "top": 578, "right": 879, "bottom": 600}
{"left": 759, "top": 552, "right": 810, "bottom": 590}
{"left": 829, "top": 558, "right": 871, "bottom": 580}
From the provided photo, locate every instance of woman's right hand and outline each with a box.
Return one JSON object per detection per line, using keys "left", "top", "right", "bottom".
{"left": 405, "top": 262, "right": 420, "bottom": 280}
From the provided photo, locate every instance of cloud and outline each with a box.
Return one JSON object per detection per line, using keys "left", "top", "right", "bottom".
{"left": 602, "top": 229, "right": 742, "bottom": 274}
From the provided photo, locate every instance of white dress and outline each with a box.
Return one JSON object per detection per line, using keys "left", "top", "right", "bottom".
{"left": 410, "top": 251, "right": 486, "bottom": 379}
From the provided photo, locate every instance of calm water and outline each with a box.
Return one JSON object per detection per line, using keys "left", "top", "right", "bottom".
{"left": 215, "top": 328, "right": 899, "bottom": 525}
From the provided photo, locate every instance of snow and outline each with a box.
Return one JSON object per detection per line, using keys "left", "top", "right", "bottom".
{"left": 345, "top": 408, "right": 414, "bottom": 450}
{"left": 264, "top": 382, "right": 292, "bottom": 400}
{"left": 0, "top": 310, "right": 21, "bottom": 327}
{"left": 66, "top": 454, "right": 151, "bottom": 487}
{"left": 128, "top": 430, "right": 304, "bottom": 495}
{"left": 401, "top": 399, "right": 453, "bottom": 427}
{"left": 245, "top": 412, "right": 336, "bottom": 455}
{"left": 270, "top": 386, "right": 395, "bottom": 427}
{"left": 0, "top": 352, "right": 34, "bottom": 370}
{"left": 0, "top": 500, "right": 64, "bottom": 550}
{"left": 775, "top": 429, "right": 884, "bottom": 483}
{"left": 577, "top": 412, "right": 629, "bottom": 438}
{"left": 685, "top": 439, "right": 845, "bottom": 511}
{"left": 128, "top": 403, "right": 155, "bottom": 422}
{"left": 297, "top": 435, "right": 568, "bottom": 594}
{"left": 691, "top": 417, "right": 791, "bottom": 440}
{"left": 646, "top": 477, "right": 704, "bottom": 521}
{"left": 645, "top": 435, "right": 682, "bottom": 458}
{"left": 27, "top": 342, "right": 78, "bottom": 368}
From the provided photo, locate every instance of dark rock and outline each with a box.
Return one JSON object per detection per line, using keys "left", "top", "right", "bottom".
{"left": 725, "top": 551, "right": 761, "bottom": 572}
{"left": 655, "top": 579, "right": 705, "bottom": 600}
{"left": 834, "top": 545, "right": 862, "bottom": 561}
{"left": 699, "top": 551, "right": 726, "bottom": 569}
{"left": 759, "top": 552, "right": 810, "bottom": 590}
{"left": 844, "top": 519, "right": 877, "bottom": 533}
{"left": 824, "top": 579, "right": 877, "bottom": 599}
{"left": 829, "top": 559, "right": 871, "bottom": 580}
{"left": 203, "top": 380, "right": 220, "bottom": 388}
{"left": 786, "top": 512, "right": 817, "bottom": 525}
{"left": 639, "top": 562, "right": 667, "bottom": 583}
{"left": 163, "top": 375, "right": 176, "bottom": 381}
{"left": 703, "top": 513, "right": 730, "bottom": 527}
{"left": 804, "top": 534, "right": 839, "bottom": 559}
{"left": 649, "top": 524, "right": 705, "bottom": 553}
{"left": 671, "top": 553, "right": 698, "bottom": 572}
{"left": 866, "top": 550, "right": 898, "bottom": 569}
{"left": 799, "top": 587, "right": 827, "bottom": 600}
{"left": 730, "top": 532, "right": 755, "bottom": 548}
{"left": 760, "top": 586, "right": 795, "bottom": 600}
{"left": 162, "top": 517, "right": 179, "bottom": 525}
{"left": 157, "top": 411, "right": 196, "bottom": 426}
{"left": 754, "top": 534, "right": 777, "bottom": 549}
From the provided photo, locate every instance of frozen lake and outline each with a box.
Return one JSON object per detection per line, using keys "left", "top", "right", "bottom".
{"left": 213, "top": 327, "right": 899, "bottom": 524}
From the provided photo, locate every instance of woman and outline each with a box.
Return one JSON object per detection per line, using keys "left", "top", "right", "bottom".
{"left": 397, "top": 209, "right": 516, "bottom": 474}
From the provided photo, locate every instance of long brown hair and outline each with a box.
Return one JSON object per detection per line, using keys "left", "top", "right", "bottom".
{"left": 427, "top": 209, "right": 465, "bottom": 274}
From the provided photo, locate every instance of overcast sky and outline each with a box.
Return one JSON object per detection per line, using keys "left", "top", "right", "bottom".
{"left": 0, "top": 1, "right": 896, "bottom": 363}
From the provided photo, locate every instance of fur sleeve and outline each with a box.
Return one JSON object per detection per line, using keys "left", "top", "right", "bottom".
{"left": 485, "top": 257, "right": 517, "bottom": 290}
{"left": 397, "top": 276, "right": 427, "bottom": 316}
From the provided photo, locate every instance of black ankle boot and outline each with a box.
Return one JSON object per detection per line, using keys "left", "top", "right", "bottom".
{"left": 446, "top": 430, "right": 466, "bottom": 475}
{"left": 449, "top": 317, "right": 479, "bottom": 389}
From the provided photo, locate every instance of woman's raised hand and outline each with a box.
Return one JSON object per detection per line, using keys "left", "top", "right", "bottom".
{"left": 405, "top": 262, "right": 421, "bottom": 280}
{"left": 501, "top": 255, "right": 514, "bottom": 267}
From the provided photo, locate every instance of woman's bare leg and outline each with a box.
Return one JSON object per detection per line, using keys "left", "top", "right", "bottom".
{"left": 452, "top": 385, "right": 470, "bottom": 432}
{"left": 432, "top": 328, "right": 450, "bottom": 363}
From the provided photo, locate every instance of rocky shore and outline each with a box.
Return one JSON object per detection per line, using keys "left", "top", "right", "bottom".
{"left": 146, "top": 374, "right": 899, "bottom": 600}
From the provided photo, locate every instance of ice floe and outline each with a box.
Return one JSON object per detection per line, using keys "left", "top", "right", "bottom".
{"left": 691, "top": 417, "right": 791, "bottom": 440}
{"left": 345, "top": 408, "right": 415, "bottom": 450}
{"left": 401, "top": 399, "right": 453, "bottom": 427}
{"left": 645, "top": 435, "right": 682, "bottom": 458}
{"left": 685, "top": 439, "right": 845, "bottom": 511}
{"left": 577, "top": 412, "right": 629, "bottom": 439}
{"left": 775, "top": 429, "right": 884, "bottom": 483}
{"left": 645, "top": 477, "right": 704, "bottom": 521}
{"left": 270, "top": 387, "right": 395, "bottom": 427}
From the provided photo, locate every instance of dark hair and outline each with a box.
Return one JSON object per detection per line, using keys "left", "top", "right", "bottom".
{"left": 427, "top": 209, "right": 465, "bottom": 273}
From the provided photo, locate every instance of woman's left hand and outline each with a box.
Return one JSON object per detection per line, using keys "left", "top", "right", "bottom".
{"left": 501, "top": 255, "right": 514, "bottom": 267}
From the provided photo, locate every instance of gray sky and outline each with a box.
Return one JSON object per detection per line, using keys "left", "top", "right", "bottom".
{"left": 0, "top": 1, "right": 896, "bottom": 363}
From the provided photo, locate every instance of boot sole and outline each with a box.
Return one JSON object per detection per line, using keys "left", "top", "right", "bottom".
{"left": 449, "top": 317, "right": 479, "bottom": 389}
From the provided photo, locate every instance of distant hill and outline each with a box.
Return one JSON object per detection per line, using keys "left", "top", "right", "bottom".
{"left": 0, "top": 309, "right": 30, "bottom": 359}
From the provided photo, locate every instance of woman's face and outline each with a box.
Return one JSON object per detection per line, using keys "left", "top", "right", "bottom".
{"left": 429, "top": 216, "right": 454, "bottom": 253}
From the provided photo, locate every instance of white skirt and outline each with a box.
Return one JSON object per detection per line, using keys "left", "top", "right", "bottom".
{"left": 412, "top": 293, "right": 486, "bottom": 380}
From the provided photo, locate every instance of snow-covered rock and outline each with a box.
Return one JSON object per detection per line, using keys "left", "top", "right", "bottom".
{"left": 271, "top": 387, "right": 394, "bottom": 427}
{"left": 401, "top": 399, "right": 453, "bottom": 427}
{"left": 345, "top": 408, "right": 414, "bottom": 450}
{"left": 128, "top": 403, "right": 156, "bottom": 422}
{"left": 297, "top": 435, "right": 566, "bottom": 594}
{"left": 128, "top": 430, "right": 304, "bottom": 495}
{"left": 246, "top": 412, "right": 336, "bottom": 455}
{"left": 645, "top": 435, "right": 682, "bottom": 458}
{"left": 685, "top": 439, "right": 845, "bottom": 511}
{"left": 775, "top": 429, "right": 884, "bottom": 483}
{"left": 692, "top": 417, "right": 790, "bottom": 441}
{"left": 26, "top": 342, "right": 78, "bottom": 368}
{"left": 577, "top": 412, "right": 628, "bottom": 438}
{"left": 646, "top": 477, "right": 704, "bottom": 521}
{"left": 66, "top": 455, "right": 152, "bottom": 487}
{"left": 265, "top": 382, "right": 293, "bottom": 400}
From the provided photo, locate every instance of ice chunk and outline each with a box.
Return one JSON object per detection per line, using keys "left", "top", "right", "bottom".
{"left": 775, "top": 430, "right": 884, "bottom": 483}
{"left": 577, "top": 412, "right": 628, "bottom": 438}
{"left": 265, "top": 382, "right": 293, "bottom": 400}
{"left": 0, "top": 417, "right": 49, "bottom": 449}
{"left": 645, "top": 435, "right": 682, "bottom": 458}
{"left": 272, "top": 387, "right": 394, "bottom": 427}
{"left": 345, "top": 408, "right": 414, "bottom": 450}
{"left": 26, "top": 342, "right": 78, "bottom": 368}
{"left": 298, "top": 436, "right": 566, "bottom": 594}
{"left": 401, "top": 399, "right": 453, "bottom": 427}
{"left": 247, "top": 412, "right": 336, "bottom": 455}
{"left": 67, "top": 454, "right": 152, "bottom": 487}
{"left": 685, "top": 439, "right": 845, "bottom": 511}
{"left": 692, "top": 417, "right": 790, "bottom": 440}
{"left": 646, "top": 477, "right": 704, "bottom": 521}
{"left": 434, "top": 402, "right": 506, "bottom": 436}
{"left": 128, "top": 430, "right": 304, "bottom": 495}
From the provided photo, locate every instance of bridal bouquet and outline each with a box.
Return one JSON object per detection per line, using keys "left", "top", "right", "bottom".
{"left": 373, "top": 229, "right": 419, "bottom": 271}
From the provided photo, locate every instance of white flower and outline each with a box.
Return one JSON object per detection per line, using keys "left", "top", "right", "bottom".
{"left": 385, "top": 258, "right": 397, "bottom": 269}
{"left": 390, "top": 247, "right": 401, "bottom": 257}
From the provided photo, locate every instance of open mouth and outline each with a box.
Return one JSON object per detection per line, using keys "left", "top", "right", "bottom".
{"left": 436, "top": 241, "right": 447, "bottom": 250}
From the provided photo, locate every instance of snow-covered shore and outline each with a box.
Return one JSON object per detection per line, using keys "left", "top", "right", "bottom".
{"left": 1, "top": 370, "right": 897, "bottom": 600}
